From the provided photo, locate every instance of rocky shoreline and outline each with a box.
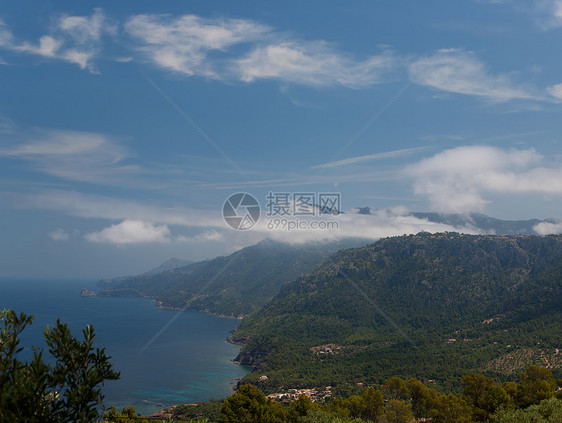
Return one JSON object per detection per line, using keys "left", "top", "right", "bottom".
{"left": 80, "top": 288, "right": 96, "bottom": 297}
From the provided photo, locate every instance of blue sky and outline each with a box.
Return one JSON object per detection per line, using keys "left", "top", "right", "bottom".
{"left": 2, "top": 0, "right": 562, "bottom": 278}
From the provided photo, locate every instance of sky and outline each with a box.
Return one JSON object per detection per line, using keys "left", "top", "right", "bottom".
{"left": 2, "top": 0, "right": 562, "bottom": 278}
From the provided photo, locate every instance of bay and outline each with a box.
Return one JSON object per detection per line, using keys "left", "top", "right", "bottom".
{"left": 0, "top": 279, "right": 251, "bottom": 416}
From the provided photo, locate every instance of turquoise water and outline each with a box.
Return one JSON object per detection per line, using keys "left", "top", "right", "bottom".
{"left": 0, "top": 279, "right": 252, "bottom": 415}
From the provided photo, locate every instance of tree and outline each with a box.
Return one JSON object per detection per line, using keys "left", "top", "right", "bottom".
{"left": 384, "top": 399, "right": 414, "bottom": 423}
{"left": 462, "top": 373, "right": 511, "bottom": 421}
{"left": 220, "top": 384, "right": 287, "bottom": 423}
{"left": 382, "top": 377, "right": 408, "bottom": 400}
{"left": 332, "top": 386, "right": 385, "bottom": 422}
{"left": 405, "top": 378, "right": 438, "bottom": 420}
{"left": 289, "top": 394, "right": 321, "bottom": 422}
{"left": 104, "top": 405, "right": 149, "bottom": 423}
{"left": 431, "top": 394, "right": 472, "bottom": 423}
{"left": 492, "top": 397, "right": 562, "bottom": 423}
{"left": 0, "top": 309, "right": 120, "bottom": 423}
{"left": 300, "top": 409, "right": 363, "bottom": 423}
{"left": 518, "top": 365, "right": 557, "bottom": 407}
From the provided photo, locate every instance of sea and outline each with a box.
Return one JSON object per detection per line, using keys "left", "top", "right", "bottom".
{"left": 0, "top": 278, "right": 252, "bottom": 416}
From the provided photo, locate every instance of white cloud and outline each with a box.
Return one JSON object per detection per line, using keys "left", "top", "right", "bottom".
{"left": 409, "top": 49, "right": 537, "bottom": 102}
{"left": 547, "top": 83, "right": 562, "bottom": 100}
{"left": 48, "top": 228, "right": 70, "bottom": 241}
{"left": 235, "top": 42, "right": 395, "bottom": 87}
{"left": 0, "top": 20, "right": 13, "bottom": 47}
{"left": 177, "top": 230, "right": 225, "bottom": 243}
{"left": 58, "top": 9, "right": 112, "bottom": 43}
{"left": 535, "top": 0, "right": 562, "bottom": 27}
{"left": 125, "top": 14, "right": 269, "bottom": 77}
{"left": 1, "top": 9, "right": 112, "bottom": 71}
{"left": 552, "top": 0, "right": 562, "bottom": 22}
{"left": 125, "top": 14, "right": 395, "bottom": 87}
{"left": 6, "top": 187, "right": 485, "bottom": 248}
{"left": 409, "top": 145, "right": 562, "bottom": 213}
{"left": 85, "top": 220, "right": 171, "bottom": 244}
{"left": 533, "top": 221, "right": 562, "bottom": 234}
{"left": 248, "top": 207, "right": 482, "bottom": 245}
{"left": 550, "top": 0, "right": 562, "bottom": 20}
{"left": 62, "top": 50, "right": 91, "bottom": 69}
{"left": 17, "top": 35, "right": 62, "bottom": 57}
{"left": 0, "top": 129, "right": 135, "bottom": 184}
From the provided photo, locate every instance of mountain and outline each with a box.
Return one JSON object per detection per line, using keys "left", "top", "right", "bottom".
{"left": 142, "top": 257, "right": 194, "bottom": 275}
{"left": 97, "top": 257, "right": 194, "bottom": 288}
{"left": 353, "top": 208, "right": 554, "bottom": 235}
{"left": 96, "top": 211, "right": 559, "bottom": 318}
{"left": 231, "top": 233, "right": 562, "bottom": 392}
{"left": 97, "top": 238, "right": 367, "bottom": 317}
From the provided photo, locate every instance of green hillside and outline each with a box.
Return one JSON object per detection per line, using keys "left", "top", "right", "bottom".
{"left": 97, "top": 238, "right": 365, "bottom": 317}
{"left": 231, "top": 233, "right": 562, "bottom": 392}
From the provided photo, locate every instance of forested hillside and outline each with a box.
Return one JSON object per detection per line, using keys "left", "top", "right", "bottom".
{"left": 97, "top": 239, "right": 365, "bottom": 317}
{"left": 232, "top": 233, "right": 562, "bottom": 392}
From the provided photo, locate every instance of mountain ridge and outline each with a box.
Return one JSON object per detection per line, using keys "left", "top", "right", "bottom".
{"left": 231, "top": 232, "right": 562, "bottom": 392}
{"left": 96, "top": 238, "right": 367, "bottom": 317}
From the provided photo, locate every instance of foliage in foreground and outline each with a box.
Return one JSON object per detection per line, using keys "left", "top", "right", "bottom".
{"left": 0, "top": 309, "right": 120, "bottom": 423}
{"left": 161, "top": 365, "right": 562, "bottom": 422}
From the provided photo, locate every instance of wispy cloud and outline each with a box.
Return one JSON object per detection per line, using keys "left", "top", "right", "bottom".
{"left": 0, "top": 10, "right": 554, "bottom": 99}
{"left": 177, "top": 229, "right": 225, "bottom": 243}
{"left": 85, "top": 219, "right": 171, "bottom": 244}
{"left": 235, "top": 42, "right": 395, "bottom": 88}
{"left": 478, "top": 0, "right": 562, "bottom": 29}
{"left": 547, "top": 0, "right": 562, "bottom": 24}
{"left": 409, "top": 49, "right": 539, "bottom": 102}
{"left": 0, "top": 9, "right": 114, "bottom": 71}
{"left": 125, "top": 14, "right": 269, "bottom": 78}
{"left": 125, "top": 14, "right": 396, "bottom": 87}
{"left": 0, "top": 129, "right": 137, "bottom": 185}
{"left": 408, "top": 145, "right": 562, "bottom": 213}
{"left": 194, "top": 168, "right": 401, "bottom": 190}
{"left": 0, "top": 116, "right": 16, "bottom": 134}
{"left": 48, "top": 228, "right": 70, "bottom": 241}
{"left": 535, "top": 0, "right": 562, "bottom": 27}
{"left": 311, "top": 147, "right": 427, "bottom": 169}
{"left": 474, "top": 0, "right": 512, "bottom": 4}
{"left": 9, "top": 190, "right": 222, "bottom": 228}
{"left": 5, "top": 187, "right": 486, "bottom": 247}
{"left": 0, "top": 19, "right": 14, "bottom": 47}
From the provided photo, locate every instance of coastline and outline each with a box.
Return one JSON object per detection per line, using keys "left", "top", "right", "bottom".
{"left": 93, "top": 290, "right": 244, "bottom": 320}
{"left": 91, "top": 290, "right": 252, "bottom": 416}
{"left": 148, "top": 300, "right": 252, "bottom": 418}
{"left": 152, "top": 299, "right": 244, "bottom": 320}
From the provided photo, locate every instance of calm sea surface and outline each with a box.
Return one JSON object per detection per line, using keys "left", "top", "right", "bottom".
{"left": 0, "top": 279, "right": 251, "bottom": 415}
